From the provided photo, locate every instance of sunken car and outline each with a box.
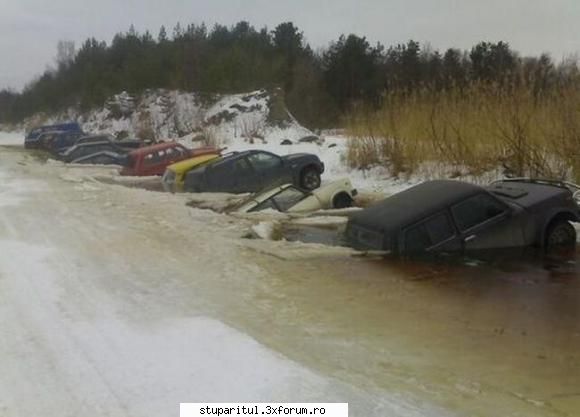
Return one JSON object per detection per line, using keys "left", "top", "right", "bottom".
{"left": 161, "top": 154, "right": 222, "bottom": 192}
{"left": 24, "top": 122, "right": 83, "bottom": 149}
{"left": 236, "top": 178, "right": 357, "bottom": 213}
{"left": 57, "top": 141, "right": 132, "bottom": 164}
{"left": 120, "top": 142, "right": 219, "bottom": 176}
{"left": 183, "top": 150, "right": 324, "bottom": 194}
{"left": 346, "top": 179, "right": 580, "bottom": 256}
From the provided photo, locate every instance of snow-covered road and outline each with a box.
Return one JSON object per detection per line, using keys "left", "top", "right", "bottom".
{"left": 0, "top": 139, "right": 449, "bottom": 416}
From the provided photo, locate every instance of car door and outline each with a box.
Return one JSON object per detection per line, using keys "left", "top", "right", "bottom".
{"left": 402, "top": 211, "right": 462, "bottom": 255}
{"left": 141, "top": 150, "right": 163, "bottom": 175}
{"left": 246, "top": 151, "right": 292, "bottom": 189}
{"left": 230, "top": 157, "right": 260, "bottom": 192}
{"left": 451, "top": 193, "right": 525, "bottom": 251}
{"left": 205, "top": 159, "right": 241, "bottom": 192}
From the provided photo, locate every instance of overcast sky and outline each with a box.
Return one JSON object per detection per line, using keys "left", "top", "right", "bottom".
{"left": 1, "top": 0, "right": 579, "bottom": 90}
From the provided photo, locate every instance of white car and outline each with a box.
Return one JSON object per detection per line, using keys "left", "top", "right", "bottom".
{"left": 236, "top": 178, "right": 357, "bottom": 213}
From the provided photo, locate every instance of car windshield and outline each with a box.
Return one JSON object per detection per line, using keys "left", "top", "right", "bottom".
{"left": 271, "top": 187, "right": 307, "bottom": 211}
{"left": 162, "top": 170, "right": 176, "bottom": 184}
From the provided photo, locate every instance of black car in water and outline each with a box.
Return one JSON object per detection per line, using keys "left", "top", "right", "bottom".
{"left": 346, "top": 179, "right": 580, "bottom": 255}
{"left": 183, "top": 150, "right": 325, "bottom": 193}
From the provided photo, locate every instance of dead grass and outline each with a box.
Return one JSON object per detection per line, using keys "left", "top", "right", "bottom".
{"left": 199, "top": 126, "right": 222, "bottom": 148}
{"left": 346, "top": 80, "right": 580, "bottom": 182}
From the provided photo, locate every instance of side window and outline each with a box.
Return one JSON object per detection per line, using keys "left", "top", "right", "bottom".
{"left": 163, "top": 148, "right": 175, "bottom": 160}
{"left": 426, "top": 212, "right": 455, "bottom": 244}
{"left": 96, "top": 144, "right": 110, "bottom": 153}
{"left": 452, "top": 193, "right": 506, "bottom": 231}
{"left": 405, "top": 212, "right": 455, "bottom": 252}
{"left": 175, "top": 146, "right": 188, "bottom": 157}
{"left": 247, "top": 152, "right": 282, "bottom": 172}
{"left": 143, "top": 152, "right": 160, "bottom": 166}
{"left": 207, "top": 159, "right": 232, "bottom": 179}
{"left": 232, "top": 158, "right": 253, "bottom": 176}
{"left": 405, "top": 224, "right": 431, "bottom": 253}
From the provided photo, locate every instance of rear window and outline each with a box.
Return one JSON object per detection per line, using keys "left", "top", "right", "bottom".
{"left": 143, "top": 151, "right": 162, "bottom": 166}
{"left": 208, "top": 159, "right": 233, "bottom": 176}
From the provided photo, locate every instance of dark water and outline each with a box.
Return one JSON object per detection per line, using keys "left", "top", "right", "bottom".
{"left": 283, "top": 221, "right": 580, "bottom": 277}
{"left": 282, "top": 223, "right": 350, "bottom": 247}
{"left": 254, "top": 224, "right": 580, "bottom": 417}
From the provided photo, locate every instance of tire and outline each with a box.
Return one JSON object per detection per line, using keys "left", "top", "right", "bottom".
{"left": 545, "top": 221, "right": 577, "bottom": 250}
{"left": 333, "top": 193, "right": 353, "bottom": 209}
{"left": 300, "top": 167, "right": 321, "bottom": 190}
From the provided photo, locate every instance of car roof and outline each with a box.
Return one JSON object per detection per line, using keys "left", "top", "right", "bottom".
{"left": 38, "top": 130, "right": 64, "bottom": 137}
{"left": 219, "top": 150, "right": 267, "bottom": 161}
{"left": 349, "top": 180, "right": 484, "bottom": 232}
{"left": 129, "top": 141, "right": 184, "bottom": 156}
{"left": 167, "top": 154, "right": 221, "bottom": 173}
{"left": 73, "top": 150, "right": 126, "bottom": 160}
{"left": 74, "top": 141, "right": 111, "bottom": 148}
{"left": 63, "top": 141, "right": 115, "bottom": 154}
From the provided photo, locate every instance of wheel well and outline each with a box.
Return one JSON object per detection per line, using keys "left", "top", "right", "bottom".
{"left": 543, "top": 212, "right": 577, "bottom": 245}
{"left": 300, "top": 164, "right": 321, "bottom": 176}
{"left": 333, "top": 192, "right": 353, "bottom": 204}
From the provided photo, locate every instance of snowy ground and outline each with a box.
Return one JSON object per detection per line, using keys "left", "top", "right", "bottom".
{"left": 0, "top": 131, "right": 25, "bottom": 146}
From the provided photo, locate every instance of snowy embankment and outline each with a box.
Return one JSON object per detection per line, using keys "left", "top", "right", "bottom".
{"left": 15, "top": 88, "right": 412, "bottom": 194}
{"left": 13, "top": 88, "right": 508, "bottom": 197}
{"left": 0, "top": 130, "right": 24, "bottom": 146}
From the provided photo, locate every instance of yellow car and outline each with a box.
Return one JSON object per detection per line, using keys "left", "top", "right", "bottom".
{"left": 162, "top": 153, "right": 221, "bottom": 192}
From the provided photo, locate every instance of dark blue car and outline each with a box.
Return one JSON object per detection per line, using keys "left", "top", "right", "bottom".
{"left": 25, "top": 122, "right": 82, "bottom": 149}
{"left": 183, "top": 150, "right": 325, "bottom": 193}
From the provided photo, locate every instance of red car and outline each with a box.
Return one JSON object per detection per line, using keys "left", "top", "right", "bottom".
{"left": 120, "top": 142, "right": 219, "bottom": 176}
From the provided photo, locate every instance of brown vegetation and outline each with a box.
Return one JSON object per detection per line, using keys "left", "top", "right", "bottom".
{"left": 346, "top": 79, "right": 580, "bottom": 182}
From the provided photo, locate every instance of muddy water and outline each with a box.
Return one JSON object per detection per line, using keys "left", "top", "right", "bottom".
{"left": 107, "top": 176, "right": 580, "bottom": 416}
{"left": 235, "top": 236, "right": 580, "bottom": 417}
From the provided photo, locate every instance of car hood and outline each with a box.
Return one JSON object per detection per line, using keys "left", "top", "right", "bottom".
{"left": 282, "top": 153, "right": 313, "bottom": 161}
{"left": 488, "top": 182, "right": 572, "bottom": 209}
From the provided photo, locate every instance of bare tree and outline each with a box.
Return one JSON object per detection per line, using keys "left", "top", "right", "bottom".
{"left": 56, "top": 40, "right": 76, "bottom": 69}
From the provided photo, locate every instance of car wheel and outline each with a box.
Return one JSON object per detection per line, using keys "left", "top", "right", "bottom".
{"left": 300, "top": 167, "right": 321, "bottom": 190}
{"left": 333, "top": 193, "right": 353, "bottom": 209}
{"left": 545, "top": 220, "right": 577, "bottom": 249}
